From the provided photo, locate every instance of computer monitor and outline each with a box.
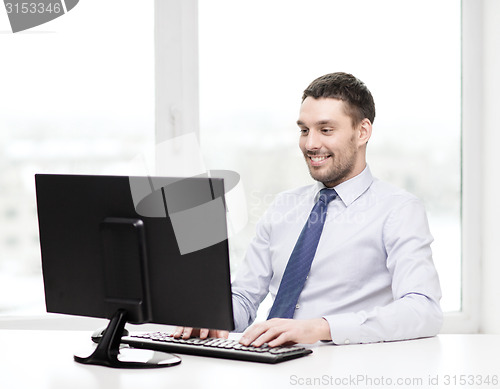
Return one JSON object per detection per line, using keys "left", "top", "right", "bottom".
{"left": 35, "top": 173, "right": 234, "bottom": 368}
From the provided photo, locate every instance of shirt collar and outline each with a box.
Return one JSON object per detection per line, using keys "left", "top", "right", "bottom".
{"left": 313, "top": 165, "right": 374, "bottom": 207}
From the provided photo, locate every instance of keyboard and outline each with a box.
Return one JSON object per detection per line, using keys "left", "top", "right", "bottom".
{"left": 120, "top": 332, "right": 313, "bottom": 364}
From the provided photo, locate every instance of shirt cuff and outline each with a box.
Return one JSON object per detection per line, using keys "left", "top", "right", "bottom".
{"left": 323, "top": 312, "right": 363, "bottom": 345}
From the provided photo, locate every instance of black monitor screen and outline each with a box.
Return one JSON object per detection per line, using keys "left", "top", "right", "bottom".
{"left": 35, "top": 173, "right": 234, "bottom": 367}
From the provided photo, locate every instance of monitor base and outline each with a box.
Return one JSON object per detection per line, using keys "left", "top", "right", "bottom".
{"left": 74, "top": 309, "right": 181, "bottom": 369}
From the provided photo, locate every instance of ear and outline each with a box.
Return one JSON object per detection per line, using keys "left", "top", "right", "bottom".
{"left": 357, "top": 118, "right": 372, "bottom": 146}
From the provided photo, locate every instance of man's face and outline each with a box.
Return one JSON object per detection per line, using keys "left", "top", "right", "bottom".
{"left": 297, "top": 97, "right": 367, "bottom": 188}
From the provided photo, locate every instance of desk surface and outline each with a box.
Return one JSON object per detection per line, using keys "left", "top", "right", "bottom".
{"left": 0, "top": 330, "right": 498, "bottom": 389}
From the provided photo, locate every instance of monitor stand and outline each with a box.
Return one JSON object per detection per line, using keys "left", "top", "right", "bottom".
{"left": 74, "top": 309, "right": 182, "bottom": 368}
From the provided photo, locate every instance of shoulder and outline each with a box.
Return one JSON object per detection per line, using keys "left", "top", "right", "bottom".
{"left": 369, "top": 177, "right": 421, "bottom": 206}
{"left": 367, "top": 178, "right": 430, "bottom": 231}
{"left": 368, "top": 179, "right": 434, "bottom": 246}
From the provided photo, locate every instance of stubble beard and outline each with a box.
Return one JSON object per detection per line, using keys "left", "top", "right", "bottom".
{"left": 305, "top": 142, "right": 358, "bottom": 188}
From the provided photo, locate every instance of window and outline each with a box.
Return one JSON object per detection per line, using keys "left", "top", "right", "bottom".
{"left": 0, "top": 0, "right": 154, "bottom": 315}
{"left": 0, "top": 1, "right": 472, "bottom": 331}
{"left": 197, "top": 0, "right": 462, "bottom": 314}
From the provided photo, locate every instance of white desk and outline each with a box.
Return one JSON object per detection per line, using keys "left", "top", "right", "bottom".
{"left": 0, "top": 330, "right": 498, "bottom": 389}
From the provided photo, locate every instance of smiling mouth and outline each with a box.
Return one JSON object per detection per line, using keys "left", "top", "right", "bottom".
{"left": 308, "top": 155, "right": 331, "bottom": 166}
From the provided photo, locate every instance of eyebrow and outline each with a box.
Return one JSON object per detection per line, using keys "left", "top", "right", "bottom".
{"left": 296, "top": 119, "right": 337, "bottom": 127}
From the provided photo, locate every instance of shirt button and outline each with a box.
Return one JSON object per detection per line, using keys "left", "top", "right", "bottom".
{"left": 344, "top": 339, "right": 351, "bottom": 345}
{"left": 295, "top": 304, "right": 300, "bottom": 309}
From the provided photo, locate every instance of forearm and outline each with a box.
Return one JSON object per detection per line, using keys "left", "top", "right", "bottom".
{"left": 324, "top": 293, "right": 443, "bottom": 345}
{"left": 232, "top": 292, "right": 258, "bottom": 333}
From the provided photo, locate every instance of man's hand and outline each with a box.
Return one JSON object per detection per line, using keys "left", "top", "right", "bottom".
{"left": 172, "top": 326, "right": 229, "bottom": 340}
{"left": 239, "top": 318, "right": 331, "bottom": 348}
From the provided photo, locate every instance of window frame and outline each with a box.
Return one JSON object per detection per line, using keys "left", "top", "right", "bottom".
{"left": 442, "top": 0, "right": 482, "bottom": 333}
{"left": 154, "top": 0, "right": 199, "bottom": 150}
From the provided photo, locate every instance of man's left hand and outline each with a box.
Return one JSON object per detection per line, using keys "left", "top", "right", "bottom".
{"left": 239, "top": 317, "right": 331, "bottom": 347}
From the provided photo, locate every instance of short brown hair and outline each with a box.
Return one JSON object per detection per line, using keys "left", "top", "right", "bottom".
{"left": 302, "top": 72, "right": 375, "bottom": 126}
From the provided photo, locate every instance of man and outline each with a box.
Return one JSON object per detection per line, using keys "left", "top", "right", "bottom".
{"left": 176, "top": 72, "right": 443, "bottom": 346}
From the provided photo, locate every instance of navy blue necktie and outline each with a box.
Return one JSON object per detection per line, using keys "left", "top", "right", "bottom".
{"left": 267, "top": 188, "right": 337, "bottom": 319}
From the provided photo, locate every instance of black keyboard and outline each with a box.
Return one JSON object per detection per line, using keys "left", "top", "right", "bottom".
{"left": 120, "top": 332, "right": 313, "bottom": 364}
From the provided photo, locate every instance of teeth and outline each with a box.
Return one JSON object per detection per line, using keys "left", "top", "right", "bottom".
{"left": 310, "top": 156, "right": 328, "bottom": 162}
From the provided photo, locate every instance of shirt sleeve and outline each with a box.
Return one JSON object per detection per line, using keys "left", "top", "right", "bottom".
{"left": 231, "top": 204, "right": 275, "bottom": 332}
{"left": 324, "top": 198, "right": 443, "bottom": 345}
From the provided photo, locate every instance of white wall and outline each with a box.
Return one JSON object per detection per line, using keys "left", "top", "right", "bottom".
{"left": 481, "top": 0, "right": 500, "bottom": 333}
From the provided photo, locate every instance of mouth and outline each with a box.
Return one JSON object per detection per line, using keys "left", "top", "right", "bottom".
{"left": 308, "top": 155, "right": 331, "bottom": 167}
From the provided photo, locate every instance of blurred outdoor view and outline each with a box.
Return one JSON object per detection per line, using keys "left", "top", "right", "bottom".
{"left": 0, "top": 0, "right": 460, "bottom": 316}
{"left": 198, "top": 0, "right": 461, "bottom": 313}
{"left": 0, "top": 1, "right": 155, "bottom": 314}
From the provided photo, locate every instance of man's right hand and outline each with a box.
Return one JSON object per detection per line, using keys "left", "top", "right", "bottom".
{"left": 172, "top": 326, "right": 229, "bottom": 340}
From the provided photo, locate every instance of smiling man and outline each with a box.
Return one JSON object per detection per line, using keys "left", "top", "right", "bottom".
{"left": 177, "top": 72, "right": 443, "bottom": 347}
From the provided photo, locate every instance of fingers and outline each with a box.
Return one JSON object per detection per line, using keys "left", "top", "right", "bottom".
{"left": 240, "top": 319, "right": 288, "bottom": 347}
{"left": 173, "top": 326, "right": 194, "bottom": 339}
{"left": 267, "top": 332, "right": 293, "bottom": 348}
{"left": 200, "top": 328, "right": 210, "bottom": 339}
{"left": 199, "top": 329, "right": 229, "bottom": 339}
{"left": 172, "top": 327, "right": 229, "bottom": 340}
{"left": 172, "top": 327, "right": 183, "bottom": 338}
{"left": 239, "top": 319, "right": 306, "bottom": 347}
{"left": 240, "top": 318, "right": 331, "bottom": 347}
{"left": 213, "top": 330, "right": 229, "bottom": 339}
{"left": 183, "top": 327, "right": 195, "bottom": 339}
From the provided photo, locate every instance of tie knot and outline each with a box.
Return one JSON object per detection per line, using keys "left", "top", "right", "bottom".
{"left": 318, "top": 188, "right": 337, "bottom": 205}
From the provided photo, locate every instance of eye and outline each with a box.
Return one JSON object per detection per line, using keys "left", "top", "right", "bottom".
{"left": 321, "top": 128, "right": 334, "bottom": 134}
{"left": 299, "top": 128, "right": 309, "bottom": 135}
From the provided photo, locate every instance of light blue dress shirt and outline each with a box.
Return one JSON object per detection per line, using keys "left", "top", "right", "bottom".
{"left": 231, "top": 166, "right": 443, "bottom": 344}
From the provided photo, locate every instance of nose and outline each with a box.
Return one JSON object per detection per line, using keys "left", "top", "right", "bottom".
{"left": 304, "top": 130, "right": 321, "bottom": 151}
